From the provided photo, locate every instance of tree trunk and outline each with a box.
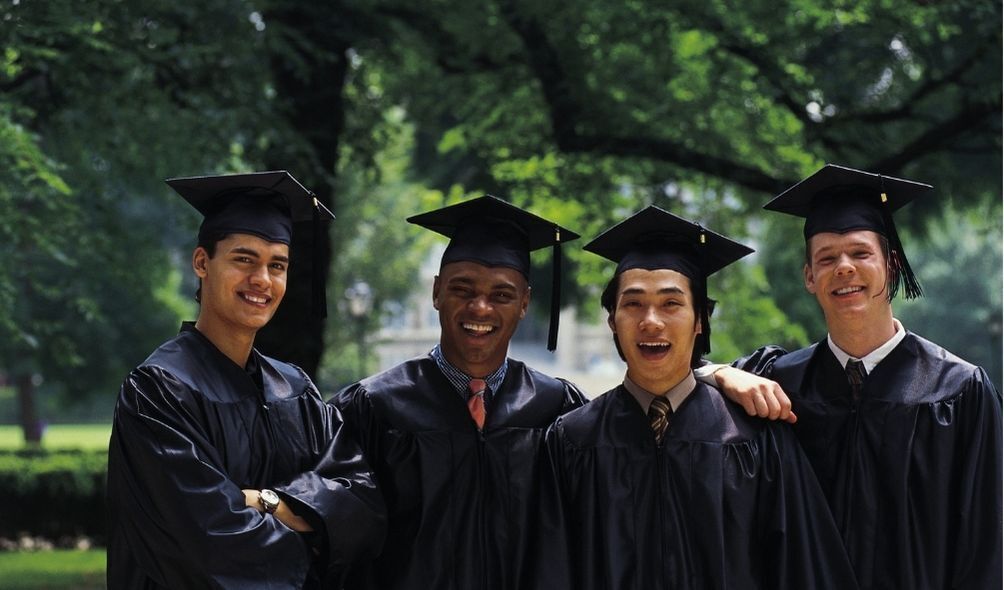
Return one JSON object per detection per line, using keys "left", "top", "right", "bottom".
{"left": 255, "top": 3, "right": 352, "bottom": 380}
{"left": 15, "top": 373, "right": 43, "bottom": 446}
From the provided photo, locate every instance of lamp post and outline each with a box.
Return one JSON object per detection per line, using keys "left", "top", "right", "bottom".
{"left": 344, "top": 280, "right": 373, "bottom": 376}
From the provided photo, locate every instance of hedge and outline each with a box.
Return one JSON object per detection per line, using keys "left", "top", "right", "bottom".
{"left": 0, "top": 449, "right": 107, "bottom": 544}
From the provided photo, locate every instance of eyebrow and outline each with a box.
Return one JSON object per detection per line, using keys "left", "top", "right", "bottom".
{"left": 447, "top": 276, "right": 519, "bottom": 291}
{"left": 814, "top": 241, "right": 875, "bottom": 256}
{"left": 620, "top": 286, "right": 687, "bottom": 296}
{"left": 229, "top": 246, "right": 290, "bottom": 264}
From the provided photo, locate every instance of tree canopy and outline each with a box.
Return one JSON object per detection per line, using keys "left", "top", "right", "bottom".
{"left": 1, "top": 0, "right": 1000, "bottom": 434}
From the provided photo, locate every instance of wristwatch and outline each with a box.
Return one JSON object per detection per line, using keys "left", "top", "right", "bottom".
{"left": 259, "top": 489, "right": 280, "bottom": 514}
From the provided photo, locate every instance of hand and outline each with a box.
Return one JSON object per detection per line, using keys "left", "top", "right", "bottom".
{"left": 241, "top": 489, "right": 314, "bottom": 533}
{"left": 714, "top": 366, "right": 797, "bottom": 423}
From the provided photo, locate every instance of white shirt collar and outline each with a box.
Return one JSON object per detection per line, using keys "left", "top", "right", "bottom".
{"left": 827, "top": 318, "right": 907, "bottom": 374}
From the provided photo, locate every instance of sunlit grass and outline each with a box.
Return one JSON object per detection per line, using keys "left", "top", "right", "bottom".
{"left": 0, "top": 549, "right": 105, "bottom": 589}
{"left": 0, "top": 425, "right": 111, "bottom": 450}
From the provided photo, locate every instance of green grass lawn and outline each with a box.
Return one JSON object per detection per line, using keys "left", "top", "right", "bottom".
{"left": 0, "top": 425, "right": 111, "bottom": 450}
{"left": 0, "top": 549, "right": 105, "bottom": 589}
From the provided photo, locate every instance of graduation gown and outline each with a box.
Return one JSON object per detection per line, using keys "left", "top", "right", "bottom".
{"left": 107, "top": 324, "right": 385, "bottom": 590}
{"left": 737, "top": 332, "right": 1003, "bottom": 589}
{"left": 326, "top": 354, "right": 586, "bottom": 590}
{"left": 537, "top": 381, "right": 858, "bottom": 590}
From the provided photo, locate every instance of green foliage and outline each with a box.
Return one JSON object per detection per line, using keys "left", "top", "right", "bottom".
{"left": 0, "top": 0, "right": 998, "bottom": 407}
{"left": 896, "top": 201, "right": 1003, "bottom": 389}
{"left": 0, "top": 0, "right": 269, "bottom": 408}
{"left": 0, "top": 449, "right": 107, "bottom": 542}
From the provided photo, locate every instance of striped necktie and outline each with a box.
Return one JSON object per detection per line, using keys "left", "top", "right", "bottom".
{"left": 468, "top": 378, "right": 487, "bottom": 430}
{"left": 649, "top": 396, "right": 672, "bottom": 444}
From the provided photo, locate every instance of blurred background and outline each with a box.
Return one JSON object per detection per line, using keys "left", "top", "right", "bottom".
{"left": 0, "top": 0, "right": 1000, "bottom": 586}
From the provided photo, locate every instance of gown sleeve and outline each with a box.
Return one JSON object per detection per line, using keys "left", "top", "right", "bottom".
{"left": 525, "top": 421, "right": 574, "bottom": 590}
{"left": 274, "top": 400, "right": 387, "bottom": 588}
{"left": 732, "top": 344, "right": 789, "bottom": 376}
{"left": 949, "top": 367, "right": 1003, "bottom": 588}
{"left": 107, "top": 366, "right": 310, "bottom": 590}
{"left": 758, "top": 422, "right": 859, "bottom": 589}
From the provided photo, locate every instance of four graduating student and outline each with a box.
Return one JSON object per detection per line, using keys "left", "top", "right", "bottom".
{"left": 104, "top": 167, "right": 998, "bottom": 588}
{"left": 106, "top": 172, "right": 385, "bottom": 589}
{"left": 534, "top": 207, "right": 858, "bottom": 589}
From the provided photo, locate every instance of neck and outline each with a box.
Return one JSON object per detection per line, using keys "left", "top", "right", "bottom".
{"left": 194, "top": 317, "right": 256, "bottom": 367}
{"left": 627, "top": 367, "right": 691, "bottom": 396}
{"left": 827, "top": 310, "right": 896, "bottom": 359}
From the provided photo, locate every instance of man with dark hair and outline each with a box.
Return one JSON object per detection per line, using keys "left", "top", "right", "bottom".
{"left": 106, "top": 171, "right": 385, "bottom": 589}
{"left": 292, "top": 195, "right": 585, "bottom": 590}
{"left": 713, "top": 164, "right": 1003, "bottom": 588}
{"left": 536, "top": 206, "right": 856, "bottom": 589}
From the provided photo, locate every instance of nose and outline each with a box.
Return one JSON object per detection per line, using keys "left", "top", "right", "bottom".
{"left": 249, "top": 264, "right": 272, "bottom": 289}
{"left": 639, "top": 306, "right": 665, "bottom": 331}
{"left": 468, "top": 295, "right": 492, "bottom": 315}
{"left": 835, "top": 254, "right": 855, "bottom": 276}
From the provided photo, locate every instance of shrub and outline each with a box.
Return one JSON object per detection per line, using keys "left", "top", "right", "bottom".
{"left": 0, "top": 449, "right": 107, "bottom": 544}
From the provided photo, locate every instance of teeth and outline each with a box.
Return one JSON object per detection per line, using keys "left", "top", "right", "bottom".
{"left": 638, "top": 342, "right": 669, "bottom": 348}
{"left": 243, "top": 293, "right": 268, "bottom": 304}
{"left": 835, "top": 286, "right": 863, "bottom": 295}
{"left": 463, "top": 323, "right": 494, "bottom": 334}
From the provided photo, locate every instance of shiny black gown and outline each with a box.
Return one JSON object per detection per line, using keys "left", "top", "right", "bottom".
{"left": 737, "top": 332, "right": 1003, "bottom": 589}
{"left": 107, "top": 324, "right": 384, "bottom": 589}
{"left": 323, "top": 354, "right": 586, "bottom": 590}
{"left": 536, "top": 381, "right": 858, "bottom": 590}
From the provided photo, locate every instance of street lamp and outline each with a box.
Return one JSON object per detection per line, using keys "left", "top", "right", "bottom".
{"left": 344, "top": 280, "right": 373, "bottom": 375}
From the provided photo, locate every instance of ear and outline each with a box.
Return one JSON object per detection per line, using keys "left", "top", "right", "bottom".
{"left": 192, "top": 247, "right": 210, "bottom": 279}
{"left": 519, "top": 285, "right": 531, "bottom": 319}
{"left": 606, "top": 312, "right": 616, "bottom": 334}
{"left": 803, "top": 263, "right": 816, "bottom": 294}
{"left": 693, "top": 314, "right": 703, "bottom": 336}
{"left": 432, "top": 275, "right": 442, "bottom": 310}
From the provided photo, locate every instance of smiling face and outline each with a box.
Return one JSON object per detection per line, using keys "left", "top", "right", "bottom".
{"left": 193, "top": 233, "right": 289, "bottom": 337}
{"left": 433, "top": 260, "right": 530, "bottom": 378}
{"left": 804, "top": 229, "right": 894, "bottom": 330}
{"left": 608, "top": 268, "right": 702, "bottom": 393}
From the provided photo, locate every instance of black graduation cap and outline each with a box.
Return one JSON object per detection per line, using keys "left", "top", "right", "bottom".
{"left": 167, "top": 170, "right": 336, "bottom": 316}
{"left": 407, "top": 195, "right": 580, "bottom": 351}
{"left": 764, "top": 163, "right": 931, "bottom": 299}
{"left": 584, "top": 205, "right": 753, "bottom": 355}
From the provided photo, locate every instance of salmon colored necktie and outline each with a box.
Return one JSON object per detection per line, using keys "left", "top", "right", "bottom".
{"left": 468, "top": 378, "right": 487, "bottom": 430}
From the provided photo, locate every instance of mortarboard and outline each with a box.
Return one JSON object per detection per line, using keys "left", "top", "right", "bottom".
{"left": 584, "top": 205, "right": 753, "bottom": 355}
{"left": 167, "top": 170, "right": 336, "bottom": 316}
{"left": 763, "top": 163, "right": 931, "bottom": 299}
{"left": 407, "top": 195, "right": 580, "bottom": 351}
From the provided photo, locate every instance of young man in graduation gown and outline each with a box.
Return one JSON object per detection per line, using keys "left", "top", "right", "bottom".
{"left": 535, "top": 206, "right": 858, "bottom": 590}
{"left": 305, "top": 196, "right": 586, "bottom": 590}
{"left": 712, "top": 164, "right": 1003, "bottom": 589}
{"left": 106, "top": 171, "right": 385, "bottom": 589}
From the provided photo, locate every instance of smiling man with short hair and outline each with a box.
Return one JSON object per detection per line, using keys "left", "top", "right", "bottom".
{"left": 535, "top": 206, "right": 856, "bottom": 589}
{"left": 106, "top": 171, "right": 384, "bottom": 589}
{"left": 310, "top": 195, "right": 586, "bottom": 590}
{"left": 715, "top": 164, "right": 1003, "bottom": 588}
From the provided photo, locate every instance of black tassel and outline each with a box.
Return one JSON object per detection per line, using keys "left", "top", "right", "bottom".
{"left": 877, "top": 189, "right": 923, "bottom": 300}
{"left": 697, "top": 226, "right": 711, "bottom": 355}
{"left": 547, "top": 227, "right": 562, "bottom": 352}
{"left": 311, "top": 198, "right": 327, "bottom": 318}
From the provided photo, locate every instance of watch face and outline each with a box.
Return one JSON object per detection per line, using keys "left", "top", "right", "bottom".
{"left": 261, "top": 489, "right": 280, "bottom": 508}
